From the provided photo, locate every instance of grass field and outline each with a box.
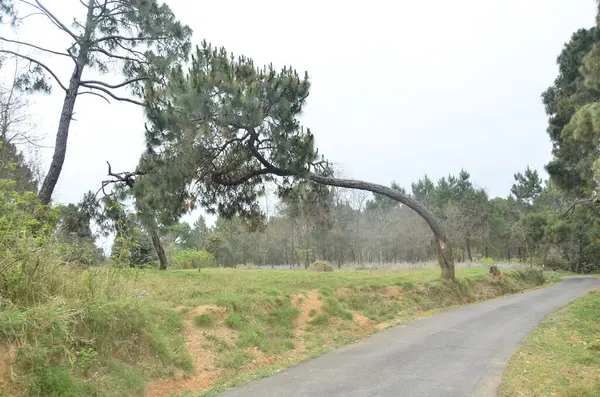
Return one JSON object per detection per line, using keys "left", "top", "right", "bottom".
{"left": 499, "top": 289, "right": 600, "bottom": 397}
{"left": 0, "top": 265, "right": 549, "bottom": 397}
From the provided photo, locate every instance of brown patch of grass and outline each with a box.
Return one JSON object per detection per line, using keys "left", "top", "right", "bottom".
{"left": 352, "top": 312, "right": 373, "bottom": 329}
{"left": 144, "top": 305, "right": 229, "bottom": 397}
{"left": 292, "top": 290, "right": 323, "bottom": 339}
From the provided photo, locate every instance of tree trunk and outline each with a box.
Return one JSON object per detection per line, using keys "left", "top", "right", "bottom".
{"left": 308, "top": 174, "right": 455, "bottom": 280}
{"left": 38, "top": 66, "right": 83, "bottom": 204}
{"left": 38, "top": 2, "right": 95, "bottom": 204}
{"left": 465, "top": 238, "right": 473, "bottom": 262}
{"left": 149, "top": 228, "right": 168, "bottom": 270}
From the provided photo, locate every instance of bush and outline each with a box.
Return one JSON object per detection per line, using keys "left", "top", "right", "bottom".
{"left": 171, "top": 249, "right": 214, "bottom": 269}
{"left": 309, "top": 260, "right": 333, "bottom": 272}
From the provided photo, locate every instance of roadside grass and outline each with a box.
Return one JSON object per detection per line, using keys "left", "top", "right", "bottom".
{"left": 0, "top": 265, "right": 550, "bottom": 397}
{"left": 499, "top": 289, "right": 600, "bottom": 397}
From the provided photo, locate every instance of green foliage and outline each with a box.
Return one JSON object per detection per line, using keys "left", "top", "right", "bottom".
{"left": 224, "top": 312, "right": 247, "bottom": 329}
{"left": 543, "top": 26, "right": 600, "bottom": 197}
{"left": 0, "top": 139, "right": 37, "bottom": 193}
{"left": 111, "top": 225, "right": 157, "bottom": 268}
{"left": 511, "top": 167, "right": 543, "bottom": 204}
{"left": 171, "top": 248, "right": 214, "bottom": 269}
{"left": 140, "top": 40, "right": 321, "bottom": 226}
{"left": 0, "top": 181, "right": 63, "bottom": 307}
{"left": 194, "top": 312, "right": 214, "bottom": 328}
{"left": 0, "top": 1, "right": 192, "bottom": 96}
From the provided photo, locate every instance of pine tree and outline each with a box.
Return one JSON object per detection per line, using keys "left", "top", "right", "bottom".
{"left": 0, "top": 0, "right": 191, "bottom": 204}
{"left": 141, "top": 42, "right": 457, "bottom": 280}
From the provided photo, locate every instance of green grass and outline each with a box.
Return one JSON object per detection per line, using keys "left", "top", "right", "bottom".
{"left": 499, "top": 289, "right": 600, "bottom": 397}
{"left": 0, "top": 265, "right": 549, "bottom": 397}
{"left": 194, "top": 312, "right": 214, "bottom": 328}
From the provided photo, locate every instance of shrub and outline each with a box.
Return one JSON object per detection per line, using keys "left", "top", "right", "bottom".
{"left": 309, "top": 260, "right": 333, "bottom": 272}
{"left": 171, "top": 249, "right": 214, "bottom": 269}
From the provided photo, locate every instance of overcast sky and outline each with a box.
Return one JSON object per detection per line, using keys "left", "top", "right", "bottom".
{"left": 0, "top": 0, "right": 597, "bottom": 239}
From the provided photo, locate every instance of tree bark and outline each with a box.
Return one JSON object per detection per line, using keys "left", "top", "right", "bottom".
{"left": 149, "top": 228, "right": 168, "bottom": 270}
{"left": 38, "top": 66, "right": 83, "bottom": 204}
{"left": 308, "top": 174, "right": 456, "bottom": 280}
{"left": 38, "top": 2, "right": 95, "bottom": 205}
{"left": 465, "top": 237, "right": 473, "bottom": 262}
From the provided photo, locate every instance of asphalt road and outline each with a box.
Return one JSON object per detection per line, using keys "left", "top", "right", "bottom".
{"left": 217, "top": 276, "right": 600, "bottom": 397}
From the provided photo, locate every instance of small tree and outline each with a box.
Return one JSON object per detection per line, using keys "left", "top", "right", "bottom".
{"left": 141, "top": 43, "right": 456, "bottom": 280}
{"left": 0, "top": 0, "right": 191, "bottom": 204}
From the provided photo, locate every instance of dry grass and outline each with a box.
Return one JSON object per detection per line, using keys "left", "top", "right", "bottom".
{"left": 499, "top": 289, "right": 600, "bottom": 397}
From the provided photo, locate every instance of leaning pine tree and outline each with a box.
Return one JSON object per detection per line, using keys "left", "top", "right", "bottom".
{"left": 139, "top": 42, "right": 456, "bottom": 280}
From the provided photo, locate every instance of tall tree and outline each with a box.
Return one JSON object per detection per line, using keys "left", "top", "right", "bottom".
{"left": 0, "top": 0, "right": 191, "bottom": 204}
{"left": 543, "top": 27, "right": 600, "bottom": 197}
{"left": 511, "top": 167, "right": 543, "bottom": 205}
{"left": 141, "top": 43, "right": 457, "bottom": 280}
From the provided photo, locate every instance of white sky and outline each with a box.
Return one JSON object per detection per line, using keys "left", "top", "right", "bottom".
{"left": 0, "top": 0, "right": 598, "bottom": 246}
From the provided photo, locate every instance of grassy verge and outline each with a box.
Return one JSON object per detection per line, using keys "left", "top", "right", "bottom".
{"left": 499, "top": 289, "right": 600, "bottom": 397}
{"left": 0, "top": 266, "right": 549, "bottom": 397}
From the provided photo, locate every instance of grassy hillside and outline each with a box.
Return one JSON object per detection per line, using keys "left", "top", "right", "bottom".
{"left": 499, "top": 288, "right": 600, "bottom": 397}
{"left": 0, "top": 266, "right": 549, "bottom": 397}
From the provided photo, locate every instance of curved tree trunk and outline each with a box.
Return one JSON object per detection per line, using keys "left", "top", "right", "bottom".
{"left": 308, "top": 174, "right": 456, "bottom": 280}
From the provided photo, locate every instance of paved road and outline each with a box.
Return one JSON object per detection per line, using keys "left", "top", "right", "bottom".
{"left": 218, "top": 277, "right": 600, "bottom": 397}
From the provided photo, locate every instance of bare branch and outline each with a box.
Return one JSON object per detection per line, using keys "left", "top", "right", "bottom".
{"left": 77, "top": 90, "right": 110, "bottom": 103}
{"left": 0, "top": 37, "right": 76, "bottom": 59}
{"left": 98, "top": 161, "right": 146, "bottom": 195}
{"left": 14, "top": 11, "right": 45, "bottom": 21}
{"left": 79, "top": 82, "right": 144, "bottom": 106}
{"left": 114, "top": 39, "right": 147, "bottom": 61}
{"left": 88, "top": 44, "right": 149, "bottom": 65}
{"left": 79, "top": 77, "right": 150, "bottom": 90}
{"left": 0, "top": 49, "right": 68, "bottom": 92}
{"left": 22, "top": 1, "right": 80, "bottom": 41}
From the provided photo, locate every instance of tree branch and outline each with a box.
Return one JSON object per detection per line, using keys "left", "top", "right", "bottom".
{"left": 211, "top": 167, "right": 293, "bottom": 186}
{"left": 88, "top": 44, "right": 149, "bottom": 65}
{"left": 79, "top": 77, "right": 150, "bottom": 90}
{"left": 91, "top": 34, "right": 174, "bottom": 45}
{"left": 22, "top": 1, "right": 80, "bottom": 41}
{"left": 77, "top": 90, "right": 110, "bottom": 103}
{"left": 0, "top": 37, "right": 76, "bottom": 59}
{"left": 563, "top": 197, "right": 599, "bottom": 218}
{"left": 0, "top": 49, "right": 68, "bottom": 92}
{"left": 98, "top": 161, "right": 146, "bottom": 195}
{"left": 79, "top": 83, "right": 144, "bottom": 105}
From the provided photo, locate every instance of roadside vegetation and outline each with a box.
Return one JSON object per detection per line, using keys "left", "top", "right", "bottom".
{"left": 0, "top": 257, "right": 549, "bottom": 397}
{"left": 499, "top": 289, "right": 600, "bottom": 397}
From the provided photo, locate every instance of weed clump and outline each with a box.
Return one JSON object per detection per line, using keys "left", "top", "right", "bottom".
{"left": 309, "top": 260, "right": 333, "bottom": 272}
{"left": 195, "top": 312, "right": 215, "bottom": 328}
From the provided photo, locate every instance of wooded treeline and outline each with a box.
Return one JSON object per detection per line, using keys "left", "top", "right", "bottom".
{"left": 68, "top": 166, "right": 593, "bottom": 273}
